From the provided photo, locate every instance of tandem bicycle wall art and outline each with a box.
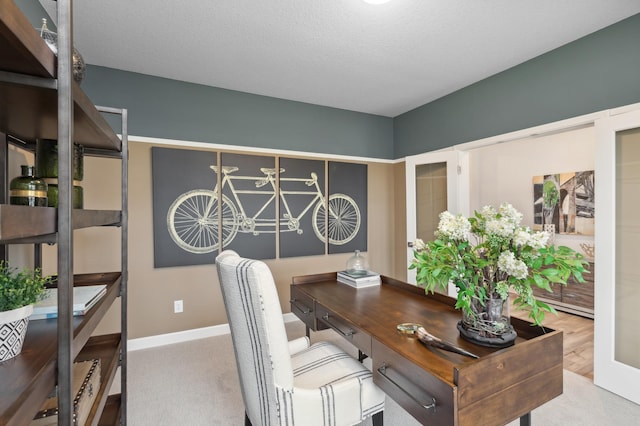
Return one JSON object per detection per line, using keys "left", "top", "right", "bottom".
{"left": 151, "top": 147, "right": 367, "bottom": 268}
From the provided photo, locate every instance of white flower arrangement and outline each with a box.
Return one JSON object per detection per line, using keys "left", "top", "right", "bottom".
{"left": 410, "top": 202, "right": 589, "bottom": 328}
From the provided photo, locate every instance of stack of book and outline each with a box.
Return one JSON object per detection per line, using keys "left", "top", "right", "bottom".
{"left": 337, "top": 270, "right": 381, "bottom": 288}
{"left": 30, "top": 285, "right": 107, "bottom": 320}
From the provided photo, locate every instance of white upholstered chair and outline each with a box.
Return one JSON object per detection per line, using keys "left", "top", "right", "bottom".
{"left": 215, "top": 250, "right": 385, "bottom": 426}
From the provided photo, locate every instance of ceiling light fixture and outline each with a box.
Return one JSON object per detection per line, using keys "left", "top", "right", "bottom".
{"left": 363, "top": 0, "right": 393, "bottom": 4}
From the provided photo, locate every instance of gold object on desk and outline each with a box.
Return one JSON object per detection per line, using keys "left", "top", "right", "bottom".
{"left": 396, "top": 322, "right": 422, "bottom": 336}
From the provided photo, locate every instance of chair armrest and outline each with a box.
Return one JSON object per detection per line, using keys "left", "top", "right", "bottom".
{"left": 288, "top": 336, "right": 310, "bottom": 355}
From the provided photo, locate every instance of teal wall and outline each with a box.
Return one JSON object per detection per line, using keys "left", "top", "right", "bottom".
{"left": 15, "top": 0, "right": 47, "bottom": 26}
{"left": 82, "top": 66, "right": 394, "bottom": 159}
{"left": 16, "top": 1, "right": 640, "bottom": 160}
{"left": 393, "top": 13, "right": 640, "bottom": 158}
{"left": 15, "top": 0, "right": 394, "bottom": 159}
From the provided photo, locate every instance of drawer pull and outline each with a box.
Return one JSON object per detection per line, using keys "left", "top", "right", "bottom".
{"left": 321, "top": 313, "right": 354, "bottom": 338}
{"left": 377, "top": 363, "right": 437, "bottom": 413}
{"left": 290, "top": 299, "right": 312, "bottom": 315}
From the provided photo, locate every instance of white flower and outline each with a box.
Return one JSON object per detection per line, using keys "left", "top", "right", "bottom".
{"left": 498, "top": 202, "right": 523, "bottom": 225}
{"left": 437, "top": 211, "right": 470, "bottom": 241}
{"left": 485, "top": 216, "right": 517, "bottom": 238}
{"left": 413, "top": 238, "right": 427, "bottom": 251}
{"left": 498, "top": 251, "right": 528, "bottom": 279}
{"left": 480, "top": 205, "right": 497, "bottom": 218}
{"left": 528, "top": 231, "right": 549, "bottom": 250}
{"left": 513, "top": 228, "right": 531, "bottom": 247}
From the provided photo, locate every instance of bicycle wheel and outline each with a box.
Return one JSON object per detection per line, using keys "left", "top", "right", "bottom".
{"left": 167, "top": 190, "right": 238, "bottom": 253}
{"left": 312, "top": 193, "right": 361, "bottom": 245}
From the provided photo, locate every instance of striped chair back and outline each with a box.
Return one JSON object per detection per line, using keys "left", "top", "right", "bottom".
{"left": 216, "top": 250, "right": 294, "bottom": 426}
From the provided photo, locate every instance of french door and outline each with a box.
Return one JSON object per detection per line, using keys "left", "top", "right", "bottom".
{"left": 594, "top": 109, "right": 640, "bottom": 404}
{"left": 405, "top": 150, "right": 468, "bottom": 293}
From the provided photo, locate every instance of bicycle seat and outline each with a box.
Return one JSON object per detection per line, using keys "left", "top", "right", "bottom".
{"left": 210, "top": 165, "right": 239, "bottom": 174}
{"left": 260, "top": 167, "right": 285, "bottom": 176}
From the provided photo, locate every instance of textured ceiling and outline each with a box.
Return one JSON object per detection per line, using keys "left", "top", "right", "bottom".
{"left": 40, "top": 0, "right": 640, "bottom": 117}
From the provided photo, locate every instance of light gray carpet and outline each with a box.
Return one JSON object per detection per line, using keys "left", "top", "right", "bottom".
{"left": 126, "top": 320, "right": 640, "bottom": 425}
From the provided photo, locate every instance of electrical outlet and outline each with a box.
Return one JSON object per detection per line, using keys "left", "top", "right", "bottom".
{"left": 174, "top": 300, "right": 183, "bottom": 313}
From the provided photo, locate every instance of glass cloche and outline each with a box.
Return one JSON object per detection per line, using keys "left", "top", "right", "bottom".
{"left": 346, "top": 250, "right": 369, "bottom": 276}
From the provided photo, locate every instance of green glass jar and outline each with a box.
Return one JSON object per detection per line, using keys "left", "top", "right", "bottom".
{"left": 9, "top": 165, "right": 48, "bottom": 207}
{"left": 43, "top": 180, "right": 84, "bottom": 209}
{"left": 35, "top": 139, "right": 84, "bottom": 182}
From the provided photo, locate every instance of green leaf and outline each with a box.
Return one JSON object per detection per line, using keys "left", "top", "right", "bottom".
{"left": 532, "top": 274, "right": 552, "bottom": 292}
{"left": 0, "top": 261, "right": 49, "bottom": 311}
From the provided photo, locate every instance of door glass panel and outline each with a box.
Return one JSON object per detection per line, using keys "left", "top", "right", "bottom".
{"left": 415, "top": 162, "right": 447, "bottom": 242}
{"left": 615, "top": 127, "right": 640, "bottom": 368}
{"left": 594, "top": 110, "right": 640, "bottom": 404}
{"left": 415, "top": 162, "right": 447, "bottom": 293}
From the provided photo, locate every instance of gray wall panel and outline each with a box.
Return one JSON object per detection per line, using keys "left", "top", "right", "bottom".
{"left": 394, "top": 13, "right": 640, "bottom": 158}
{"left": 81, "top": 66, "right": 394, "bottom": 159}
{"left": 16, "top": 0, "right": 639, "bottom": 161}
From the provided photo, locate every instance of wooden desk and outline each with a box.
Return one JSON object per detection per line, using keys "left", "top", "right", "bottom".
{"left": 291, "top": 273, "right": 563, "bottom": 426}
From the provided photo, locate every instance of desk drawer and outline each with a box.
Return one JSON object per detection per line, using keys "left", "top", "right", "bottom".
{"left": 372, "top": 339, "right": 455, "bottom": 425}
{"left": 315, "top": 303, "right": 371, "bottom": 356}
{"left": 290, "top": 286, "right": 316, "bottom": 330}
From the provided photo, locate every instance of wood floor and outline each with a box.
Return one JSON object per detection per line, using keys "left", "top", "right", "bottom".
{"left": 511, "top": 300, "right": 594, "bottom": 380}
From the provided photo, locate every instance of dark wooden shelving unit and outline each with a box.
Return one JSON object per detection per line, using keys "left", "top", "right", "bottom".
{"left": 0, "top": 0, "right": 121, "bottom": 150}
{"left": 0, "top": 275, "right": 121, "bottom": 425}
{"left": 0, "top": 78, "right": 122, "bottom": 150}
{"left": 99, "top": 395, "right": 122, "bottom": 426}
{"left": 0, "top": 206, "right": 121, "bottom": 243}
{"left": 76, "top": 334, "right": 123, "bottom": 425}
{"left": 0, "top": 1, "right": 128, "bottom": 424}
{"left": 0, "top": 205, "right": 57, "bottom": 240}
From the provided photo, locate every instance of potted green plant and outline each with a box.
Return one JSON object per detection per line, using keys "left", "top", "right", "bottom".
{"left": 410, "top": 202, "right": 589, "bottom": 348}
{"left": 0, "top": 261, "right": 50, "bottom": 361}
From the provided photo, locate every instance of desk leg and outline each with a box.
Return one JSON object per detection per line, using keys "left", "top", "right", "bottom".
{"left": 306, "top": 326, "right": 310, "bottom": 338}
{"left": 520, "top": 412, "right": 531, "bottom": 426}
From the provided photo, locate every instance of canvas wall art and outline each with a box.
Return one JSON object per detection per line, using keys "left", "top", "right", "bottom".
{"left": 278, "top": 157, "right": 326, "bottom": 258}
{"left": 327, "top": 161, "right": 368, "bottom": 254}
{"left": 152, "top": 148, "right": 369, "bottom": 266}
{"left": 219, "top": 152, "right": 277, "bottom": 260}
{"left": 533, "top": 170, "right": 594, "bottom": 235}
{"left": 152, "top": 147, "right": 219, "bottom": 268}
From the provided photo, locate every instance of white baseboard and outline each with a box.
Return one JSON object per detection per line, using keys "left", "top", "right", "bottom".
{"left": 128, "top": 312, "right": 301, "bottom": 351}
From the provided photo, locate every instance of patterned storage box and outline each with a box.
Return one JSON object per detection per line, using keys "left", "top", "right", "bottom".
{"left": 31, "top": 359, "right": 101, "bottom": 426}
